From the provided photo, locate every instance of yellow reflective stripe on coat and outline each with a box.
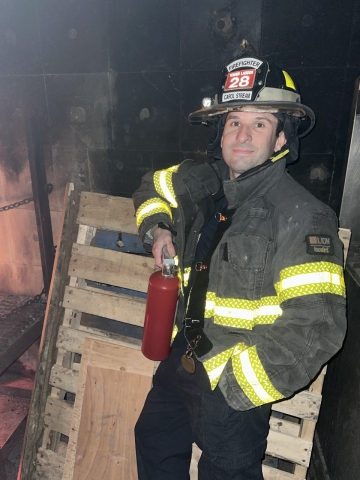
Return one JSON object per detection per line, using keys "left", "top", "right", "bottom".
{"left": 171, "top": 324, "right": 178, "bottom": 343}
{"left": 204, "top": 292, "right": 282, "bottom": 329}
{"left": 203, "top": 346, "right": 238, "bottom": 390}
{"left": 275, "top": 261, "right": 346, "bottom": 302}
{"left": 232, "top": 345, "right": 284, "bottom": 406}
{"left": 183, "top": 267, "right": 191, "bottom": 287}
{"left": 153, "top": 165, "right": 180, "bottom": 208}
{"left": 135, "top": 197, "right": 173, "bottom": 227}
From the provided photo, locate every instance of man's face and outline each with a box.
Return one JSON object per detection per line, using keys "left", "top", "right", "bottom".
{"left": 221, "top": 111, "right": 287, "bottom": 180}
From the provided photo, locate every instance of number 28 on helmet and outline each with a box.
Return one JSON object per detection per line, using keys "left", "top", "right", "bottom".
{"left": 188, "top": 52, "right": 315, "bottom": 138}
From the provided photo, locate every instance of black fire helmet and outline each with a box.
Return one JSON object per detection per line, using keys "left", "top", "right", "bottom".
{"left": 188, "top": 51, "right": 315, "bottom": 164}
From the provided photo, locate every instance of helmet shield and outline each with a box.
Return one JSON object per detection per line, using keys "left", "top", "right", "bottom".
{"left": 188, "top": 52, "right": 315, "bottom": 138}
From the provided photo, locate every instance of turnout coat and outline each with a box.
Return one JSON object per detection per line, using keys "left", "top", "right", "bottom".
{"left": 133, "top": 156, "right": 347, "bottom": 411}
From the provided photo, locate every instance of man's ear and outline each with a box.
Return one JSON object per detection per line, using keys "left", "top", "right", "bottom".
{"left": 274, "top": 131, "right": 287, "bottom": 152}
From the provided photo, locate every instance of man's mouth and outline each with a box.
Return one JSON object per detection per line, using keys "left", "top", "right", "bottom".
{"left": 232, "top": 147, "right": 254, "bottom": 155}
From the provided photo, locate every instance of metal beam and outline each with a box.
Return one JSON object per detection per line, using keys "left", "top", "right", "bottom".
{"left": 26, "top": 117, "right": 55, "bottom": 293}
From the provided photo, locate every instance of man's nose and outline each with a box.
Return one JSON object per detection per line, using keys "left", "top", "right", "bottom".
{"left": 235, "top": 125, "right": 252, "bottom": 142}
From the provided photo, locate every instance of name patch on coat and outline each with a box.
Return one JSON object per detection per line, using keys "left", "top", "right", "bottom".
{"left": 306, "top": 235, "right": 334, "bottom": 255}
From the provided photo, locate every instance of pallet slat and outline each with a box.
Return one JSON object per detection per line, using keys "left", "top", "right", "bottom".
{"left": 69, "top": 243, "right": 155, "bottom": 292}
{"left": 272, "top": 390, "right": 322, "bottom": 421}
{"left": 63, "top": 286, "right": 146, "bottom": 326}
{"left": 266, "top": 430, "right": 312, "bottom": 467}
{"left": 77, "top": 193, "right": 138, "bottom": 234}
{"left": 49, "top": 365, "right": 79, "bottom": 394}
{"left": 263, "top": 465, "right": 305, "bottom": 480}
{"left": 35, "top": 448, "right": 65, "bottom": 480}
{"left": 44, "top": 397, "right": 73, "bottom": 437}
{"left": 269, "top": 417, "right": 300, "bottom": 437}
{"left": 57, "top": 325, "right": 141, "bottom": 355}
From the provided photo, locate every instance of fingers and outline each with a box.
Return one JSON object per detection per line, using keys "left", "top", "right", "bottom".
{"left": 152, "top": 228, "right": 176, "bottom": 268}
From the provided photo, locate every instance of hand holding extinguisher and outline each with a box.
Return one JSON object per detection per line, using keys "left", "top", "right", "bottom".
{"left": 151, "top": 225, "right": 176, "bottom": 268}
{"left": 142, "top": 228, "right": 180, "bottom": 361}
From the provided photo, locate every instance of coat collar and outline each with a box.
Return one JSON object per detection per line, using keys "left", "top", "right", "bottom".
{"left": 183, "top": 160, "right": 228, "bottom": 203}
{"left": 223, "top": 157, "right": 287, "bottom": 209}
{"left": 183, "top": 156, "right": 286, "bottom": 208}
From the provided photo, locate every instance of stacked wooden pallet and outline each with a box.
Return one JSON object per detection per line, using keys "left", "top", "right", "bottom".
{"left": 20, "top": 184, "right": 349, "bottom": 480}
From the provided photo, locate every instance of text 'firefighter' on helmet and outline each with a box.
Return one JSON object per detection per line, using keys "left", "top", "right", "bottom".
{"left": 188, "top": 52, "right": 315, "bottom": 138}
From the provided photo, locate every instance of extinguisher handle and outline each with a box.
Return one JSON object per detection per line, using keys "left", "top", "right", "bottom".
{"left": 163, "top": 258, "right": 178, "bottom": 277}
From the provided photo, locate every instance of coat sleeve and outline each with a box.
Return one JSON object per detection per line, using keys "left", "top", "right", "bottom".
{"left": 132, "top": 165, "right": 181, "bottom": 251}
{"left": 217, "top": 209, "right": 347, "bottom": 411}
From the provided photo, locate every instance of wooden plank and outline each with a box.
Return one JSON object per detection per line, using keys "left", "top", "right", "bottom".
{"left": 57, "top": 326, "right": 141, "bottom": 355}
{"left": 76, "top": 224, "right": 97, "bottom": 246}
{"left": 49, "top": 365, "right": 79, "bottom": 394}
{"left": 263, "top": 465, "right": 305, "bottom": 480}
{"left": 308, "top": 370, "right": 326, "bottom": 395}
{"left": 293, "top": 463, "right": 308, "bottom": 478}
{"left": 77, "top": 193, "right": 138, "bottom": 234}
{"left": 269, "top": 417, "right": 300, "bottom": 437}
{"left": 63, "top": 286, "right": 146, "bottom": 326}
{"left": 68, "top": 243, "right": 155, "bottom": 292}
{"left": 272, "top": 391, "right": 322, "bottom": 421}
{"left": 34, "top": 448, "right": 65, "bottom": 480}
{"left": 63, "top": 338, "right": 153, "bottom": 480}
{"left": 292, "top": 372, "right": 326, "bottom": 477}
{"left": 20, "top": 183, "right": 81, "bottom": 480}
{"left": 44, "top": 397, "right": 73, "bottom": 437}
{"left": 266, "top": 430, "right": 312, "bottom": 467}
{"left": 190, "top": 444, "right": 201, "bottom": 479}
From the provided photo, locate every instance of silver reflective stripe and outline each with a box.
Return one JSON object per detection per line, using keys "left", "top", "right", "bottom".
{"left": 239, "top": 350, "right": 275, "bottom": 403}
{"left": 207, "top": 361, "right": 228, "bottom": 383}
{"left": 158, "top": 171, "right": 177, "bottom": 207}
{"left": 138, "top": 201, "right": 171, "bottom": 219}
{"left": 280, "top": 272, "right": 343, "bottom": 291}
{"left": 213, "top": 304, "right": 282, "bottom": 321}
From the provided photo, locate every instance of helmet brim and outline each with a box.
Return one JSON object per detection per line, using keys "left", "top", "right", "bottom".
{"left": 188, "top": 101, "right": 315, "bottom": 138}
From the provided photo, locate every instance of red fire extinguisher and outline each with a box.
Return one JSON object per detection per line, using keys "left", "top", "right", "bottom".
{"left": 142, "top": 259, "right": 180, "bottom": 361}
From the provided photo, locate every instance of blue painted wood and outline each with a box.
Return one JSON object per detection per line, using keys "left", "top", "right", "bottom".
{"left": 87, "top": 281, "right": 147, "bottom": 299}
{"left": 91, "top": 230, "right": 147, "bottom": 254}
{"left": 88, "top": 230, "right": 150, "bottom": 298}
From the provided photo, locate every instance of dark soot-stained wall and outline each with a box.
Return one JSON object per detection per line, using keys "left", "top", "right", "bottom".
{"left": 1, "top": 1, "right": 359, "bottom": 206}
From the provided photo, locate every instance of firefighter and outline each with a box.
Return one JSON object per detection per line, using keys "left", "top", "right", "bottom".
{"left": 133, "top": 51, "right": 347, "bottom": 480}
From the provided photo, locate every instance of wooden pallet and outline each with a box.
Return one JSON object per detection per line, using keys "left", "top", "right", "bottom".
{"left": 20, "top": 185, "right": 350, "bottom": 480}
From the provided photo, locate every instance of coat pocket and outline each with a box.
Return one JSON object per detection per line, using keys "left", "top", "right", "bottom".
{"left": 217, "top": 233, "right": 270, "bottom": 300}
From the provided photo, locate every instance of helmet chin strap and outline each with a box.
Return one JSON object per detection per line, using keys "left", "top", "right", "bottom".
{"left": 270, "top": 148, "right": 290, "bottom": 163}
{"left": 207, "top": 114, "right": 229, "bottom": 164}
{"left": 272, "top": 113, "right": 300, "bottom": 164}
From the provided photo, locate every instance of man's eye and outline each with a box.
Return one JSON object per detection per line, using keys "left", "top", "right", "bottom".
{"left": 231, "top": 121, "right": 241, "bottom": 127}
{"left": 254, "top": 122, "right": 265, "bottom": 128}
